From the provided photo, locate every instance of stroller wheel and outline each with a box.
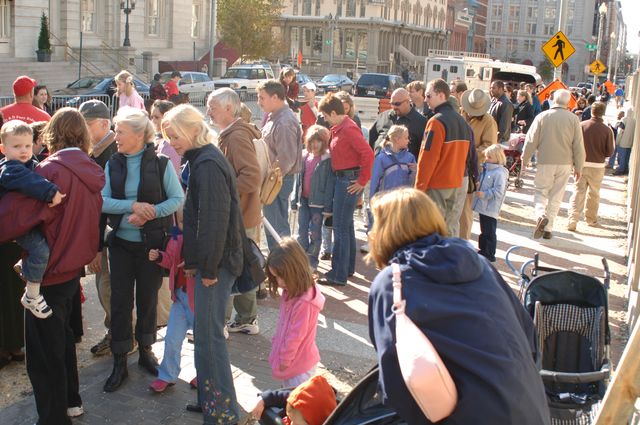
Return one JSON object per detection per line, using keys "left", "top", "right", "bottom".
{"left": 515, "top": 179, "right": 524, "bottom": 189}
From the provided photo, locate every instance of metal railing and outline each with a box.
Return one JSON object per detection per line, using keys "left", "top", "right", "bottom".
{"left": 49, "top": 32, "right": 103, "bottom": 78}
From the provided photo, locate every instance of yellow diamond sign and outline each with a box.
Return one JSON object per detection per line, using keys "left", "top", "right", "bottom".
{"left": 541, "top": 31, "right": 576, "bottom": 68}
{"left": 590, "top": 59, "right": 606, "bottom": 75}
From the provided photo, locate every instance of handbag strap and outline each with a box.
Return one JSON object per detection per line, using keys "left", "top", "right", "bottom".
{"left": 391, "top": 263, "right": 406, "bottom": 315}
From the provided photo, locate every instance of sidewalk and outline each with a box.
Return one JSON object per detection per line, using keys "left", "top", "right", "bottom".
{"left": 0, "top": 102, "right": 631, "bottom": 424}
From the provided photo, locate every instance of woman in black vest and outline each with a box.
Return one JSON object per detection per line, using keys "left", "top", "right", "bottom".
{"left": 101, "top": 107, "right": 184, "bottom": 392}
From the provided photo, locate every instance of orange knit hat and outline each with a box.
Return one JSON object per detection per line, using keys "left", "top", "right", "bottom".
{"left": 286, "top": 375, "right": 337, "bottom": 425}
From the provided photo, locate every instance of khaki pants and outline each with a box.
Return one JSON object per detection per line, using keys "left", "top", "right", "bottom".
{"left": 533, "top": 164, "right": 573, "bottom": 231}
{"left": 568, "top": 166, "right": 605, "bottom": 225}
{"left": 427, "top": 186, "right": 461, "bottom": 237}
{"left": 225, "top": 225, "right": 260, "bottom": 324}
{"left": 458, "top": 192, "right": 474, "bottom": 240}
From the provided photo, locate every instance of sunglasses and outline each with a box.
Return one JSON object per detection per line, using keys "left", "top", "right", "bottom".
{"left": 391, "top": 100, "right": 408, "bottom": 107}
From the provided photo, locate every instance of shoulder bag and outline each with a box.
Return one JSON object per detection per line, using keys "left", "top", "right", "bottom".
{"left": 391, "top": 262, "right": 458, "bottom": 422}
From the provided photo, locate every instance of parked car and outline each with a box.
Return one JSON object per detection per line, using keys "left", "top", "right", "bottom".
{"left": 52, "top": 75, "right": 150, "bottom": 108}
{"left": 353, "top": 73, "right": 405, "bottom": 98}
{"left": 211, "top": 63, "right": 275, "bottom": 90}
{"left": 316, "top": 74, "right": 355, "bottom": 94}
{"left": 296, "top": 71, "right": 313, "bottom": 86}
{"left": 160, "top": 71, "right": 216, "bottom": 104}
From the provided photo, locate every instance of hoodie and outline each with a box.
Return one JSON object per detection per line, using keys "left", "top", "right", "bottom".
{"left": 0, "top": 148, "right": 105, "bottom": 286}
{"left": 218, "top": 120, "right": 263, "bottom": 228}
{"left": 368, "top": 234, "right": 550, "bottom": 425}
{"left": 269, "top": 284, "right": 325, "bottom": 381}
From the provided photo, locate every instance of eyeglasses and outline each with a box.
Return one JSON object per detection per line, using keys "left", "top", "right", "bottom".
{"left": 391, "top": 99, "right": 408, "bottom": 107}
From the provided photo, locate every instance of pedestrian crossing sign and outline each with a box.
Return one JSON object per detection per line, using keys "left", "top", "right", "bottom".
{"left": 590, "top": 59, "right": 606, "bottom": 75}
{"left": 541, "top": 31, "right": 576, "bottom": 68}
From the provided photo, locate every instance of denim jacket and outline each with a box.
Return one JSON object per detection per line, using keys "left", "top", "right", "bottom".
{"left": 472, "top": 162, "right": 509, "bottom": 219}
{"left": 292, "top": 151, "right": 335, "bottom": 214}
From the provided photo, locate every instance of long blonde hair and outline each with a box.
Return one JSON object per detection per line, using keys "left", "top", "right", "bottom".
{"left": 161, "top": 104, "right": 216, "bottom": 148}
{"left": 483, "top": 144, "right": 506, "bottom": 166}
{"left": 115, "top": 70, "right": 135, "bottom": 97}
{"left": 366, "top": 188, "right": 448, "bottom": 268}
{"left": 265, "top": 238, "right": 313, "bottom": 298}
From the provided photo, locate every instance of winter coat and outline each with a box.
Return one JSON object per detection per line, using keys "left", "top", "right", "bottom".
{"left": 218, "top": 120, "right": 263, "bottom": 228}
{"left": 0, "top": 158, "right": 58, "bottom": 201}
{"left": 269, "top": 284, "right": 325, "bottom": 381}
{"left": 0, "top": 149, "right": 105, "bottom": 286}
{"left": 466, "top": 113, "right": 498, "bottom": 166}
{"left": 368, "top": 234, "right": 550, "bottom": 425}
{"left": 292, "top": 151, "right": 335, "bottom": 213}
{"left": 514, "top": 101, "right": 534, "bottom": 133}
{"left": 472, "top": 162, "right": 509, "bottom": 219}
{"left": 369, "top": 146, "right": 416, "bottom": 198}
{"left": 182, "top": 144, "right": 244, "bottom": 280}
{"left": 156, "top": 234, "right": 195, "bottom": 312}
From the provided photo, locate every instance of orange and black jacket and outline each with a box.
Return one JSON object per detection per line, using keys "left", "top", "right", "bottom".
{"left": 416, "top": 102, "right": 472, "bottom": 191}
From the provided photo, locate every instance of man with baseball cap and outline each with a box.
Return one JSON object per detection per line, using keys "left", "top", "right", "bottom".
{"left": 80, "top": 99, "right": 117, "bottom": 357}
{"left": 299, "top": 81, "right": 318, "bottom": 139}
{"left": 0, "top": 76, "right": 51, "bottom": 123}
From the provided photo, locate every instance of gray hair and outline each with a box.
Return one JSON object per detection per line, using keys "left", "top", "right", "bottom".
{"left": 207, "top": 88, "right": 241, "bottom": 118}
{"left": 113, "top": 106, "right": 154, "bottom": 143}
{"left": 553, "top": 89, "right": 572, "bottom": 107}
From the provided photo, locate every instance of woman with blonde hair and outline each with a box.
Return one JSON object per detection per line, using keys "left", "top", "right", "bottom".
{"left": 367, "top": 188, "right": 550, "bottom": 425}
{"left": 161, "top": 104, "right": 243, "bottom": 423}
{"left": 101, "top": 106, "right": 184, "bottom": 393}
{"left": 115, "top": 70, "right": 145, "bottom": 110}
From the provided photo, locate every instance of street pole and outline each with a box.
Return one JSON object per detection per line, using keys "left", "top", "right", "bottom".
{"left": 554, "top": 0, "right": 568, "bottom": 81}
{"left": 120, "top": 0, "right": 136, "bottom": 47}
{"left": 208, "top": 0, "right": 217, "bottom": 77}
{"left": 593, "top": 3, "right": 607, "bottom": 89}
{"left": 607, "top": 32, "right": 616, "bottom": 81}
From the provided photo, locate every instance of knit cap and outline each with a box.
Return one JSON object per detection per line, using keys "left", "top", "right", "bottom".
{"left": 286, "top": 375, "right": 337, "bottom": 425}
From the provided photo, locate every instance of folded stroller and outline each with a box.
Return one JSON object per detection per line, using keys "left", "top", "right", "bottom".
{"left": 519, "top": 253, "right": 611, "bottom": 425}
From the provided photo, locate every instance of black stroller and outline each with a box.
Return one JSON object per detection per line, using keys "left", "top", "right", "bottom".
{"left": 260, "top": 366, "right": 406, "bottom": 425}
{"left": 506, "top": 247, "right": 611, "bottom": 425}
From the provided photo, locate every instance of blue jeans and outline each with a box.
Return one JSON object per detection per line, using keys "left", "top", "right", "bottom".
{"left": 157, "top": 289, "right": 194, "bottom": 383}
{"left": 16, "top": 229, "right": 49, "bottom": 283}
{"left": 297, "top": 197, "right": 323, "bottom": 269}
{"left": 616, "top": 147, "right": 631, "bottom": 174}
{"left": 327, "top": 174, "right": 358, "bottom": 284}
{"left": 321, "top": 225, "right": 333, "bottom": 255}
{"left": 263, "top": 174, "right": 295, "bottom": 250}
{"left": 194, "top": 268, "right": 239, "bottom": 423}
{"left": 608, "top": 145, "right": 618, "bottom": 168}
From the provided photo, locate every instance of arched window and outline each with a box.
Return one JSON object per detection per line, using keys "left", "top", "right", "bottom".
{"left": 425, "top": 5, "right": 432, "bottom": 28}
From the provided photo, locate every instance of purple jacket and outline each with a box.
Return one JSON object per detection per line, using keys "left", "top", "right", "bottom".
{"left": 269, "top": 284, "right": 325, "bottom": 380}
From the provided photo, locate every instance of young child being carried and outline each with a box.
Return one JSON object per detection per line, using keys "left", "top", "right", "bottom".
{"left": 147, "top": 207, "right": 197, "bottom": 393}
{"left": 0, "top": 120, "right": 65, "bottom": 318}
{"left": 266, "top": 238, "right": 325, "bottom": 388}
{"left": 472, "top": 144, "right": 509, "bottom": 263}
{"left": 291, "top": 125, "right": 335, "bottom": 272}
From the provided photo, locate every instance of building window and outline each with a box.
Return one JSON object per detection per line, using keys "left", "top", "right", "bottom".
{"left": 302, "top": 0, "right": 311, "bottom": 15}
{"left": 507, "top": 38, "right": 517, "bottom": 51}
{"left": 191, "top": 1, "right": 201, "bottom": 38}
{"left": 524, "top": 40, "right": 535, "bottom": 51}
{"left": 0, "top": 0, "right": 10, "bottom": 39}
{"left": 526, "top": 7, "right": 537, "bottom": 19}
{"left": 493, "top": 38, "right": 501, "bottom": 50}
{"left": 491, "top": 21, "right": 502, "bottom": 33}
{"left": 526, "top": 22, "right": 537, "bottom": 34}
{"left": 491, "top": 5, "right": 502, "bottom": 17}
{"left": 147, "top": 0, "right": 160, "bottom": 36}
{"left": 81, "top": 0, "right": 96, "bottom": 33}
{"left": 544, "top": 7, "right": 555, "bottom": 20}
{"left": 337, "top": 0, "right": 342, "bottom": 17}
{"left": 346, "top": 0, "right": 356, "bottom": 17}
{"left": 543, "top": 23, "right": 554, "bottom": 35}
{"left": 315, "top": 0, "right": 320, "bottom": 16}
{"left": 509, "top": 5, "right": 519, "bottom": 18}
{"left": 360, "top": 0, "right": 366, "bottom": 17}
{"left": 508, "top": 21, "right": 519, "bottom": 33}
{"left": 292, "top": 0, "right": 298, "bottom": 15}
{"left": 291, "top": 27, "right": 300, "bottom": 57}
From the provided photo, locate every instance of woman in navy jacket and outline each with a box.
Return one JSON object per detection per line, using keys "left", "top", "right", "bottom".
{"left": 366, "top": 188, "right": 550, "bottom": 425}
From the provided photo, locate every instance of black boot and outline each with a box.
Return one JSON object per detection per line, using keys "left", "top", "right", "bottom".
{"left": 103, "top": 353, "right": 128, "bottom": 392}
{"left": 138, "top": 346, "right": 159, "bottom": 376}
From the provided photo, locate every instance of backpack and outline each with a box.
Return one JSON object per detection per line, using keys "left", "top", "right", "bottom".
{"left": 253, "top": 137, "right": 283, "bottom": 205}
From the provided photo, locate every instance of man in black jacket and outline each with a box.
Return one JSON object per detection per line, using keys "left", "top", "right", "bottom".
{"left": 489, "top": 81, "right": 514, "bottom": 143}
{"left": 369, "top": 88, "right": 427, "bottom": 158}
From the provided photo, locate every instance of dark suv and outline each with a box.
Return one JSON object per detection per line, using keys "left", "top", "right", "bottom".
{"left": 354, "top": 73, "right": 405, "bottom": 98}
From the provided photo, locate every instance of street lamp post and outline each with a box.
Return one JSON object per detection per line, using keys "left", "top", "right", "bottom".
{"left": 120, "top": 0, "right": 136, "bottom": 47}
{"left": 327, "top": 13, "right": 337, "bottom": 70}
{"left": 607, "top": 31, "right": 616, "bottom": 81}
{"left": 593, "top": 2, "right": 607, "bottom": 89}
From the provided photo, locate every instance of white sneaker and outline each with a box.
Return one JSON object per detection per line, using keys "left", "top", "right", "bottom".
{"left": 21, "top": 293, "right": 52, "bottom": 319}
{"left": 67, "top": 406, "right": 84, "bottom": 417}
{"left": 223, "top": 325, "right": 229, "bottom": 340}
{"left": 227, "top": 319, "right": 259, "bottom": 335}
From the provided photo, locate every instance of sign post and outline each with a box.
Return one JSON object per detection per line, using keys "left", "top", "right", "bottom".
{"left": 541, "top": 31, "right": 576, "bottom": 81}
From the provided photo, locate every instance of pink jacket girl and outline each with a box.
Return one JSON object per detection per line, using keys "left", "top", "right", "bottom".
{"left": 266, "top": 238, "right": 326, "bottom": 387}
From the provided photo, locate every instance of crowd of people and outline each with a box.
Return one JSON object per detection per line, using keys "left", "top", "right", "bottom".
{"left": 0, "top": 65, "right": 633, "bottom": 425}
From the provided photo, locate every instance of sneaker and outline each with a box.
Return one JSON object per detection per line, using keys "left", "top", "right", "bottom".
{"left": 149, "top": 379, "right": 173, "bottom": 393}
{"left": 567, "top": 222, "right": 577, "bottom": 232}
{"left": 21, "top": 293, "right": 52, "bottom": 319}
{"left": 227, "top": 319, "right": 259, "bottom": 335}
{"left": 67, "top": 406, "right": 84, "bottom": 417}
{"left": 533, "top": 216, "right": 548, "bottom": 239}
{"left": 90, "top": 334, "right": 111, "bottom": 356}
{"left": 542, "top": 231, "right": 552, "bottom": 240}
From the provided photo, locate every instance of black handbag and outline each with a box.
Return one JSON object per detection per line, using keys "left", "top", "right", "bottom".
{"left": 232, "top": 236, "right": 266, "bottom": 295}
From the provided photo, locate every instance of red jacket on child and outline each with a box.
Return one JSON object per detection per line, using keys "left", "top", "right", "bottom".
{"left": 156, "top": 234, "right": 196, "bottom": 312}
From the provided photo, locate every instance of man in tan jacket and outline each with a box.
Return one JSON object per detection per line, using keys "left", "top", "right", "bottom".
{"left": 522, "top": 89, "right": 586, "bottom": 239}
{"left": 207, "top": 88, "right": 263, "bottom": 336}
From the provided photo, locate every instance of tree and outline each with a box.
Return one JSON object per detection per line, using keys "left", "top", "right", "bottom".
{"left": 537, "top": 58, "right": 554, "bottom": 82}
{"left": 37, "top": 12, "right": 51, "bottom": 53}
{"left": 217, "top": 0, "right": 283, "bottom": 62}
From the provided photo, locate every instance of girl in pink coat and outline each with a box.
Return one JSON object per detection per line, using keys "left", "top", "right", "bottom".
{"left": 266, "top": 238, "right": 325, "bottom": 387}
